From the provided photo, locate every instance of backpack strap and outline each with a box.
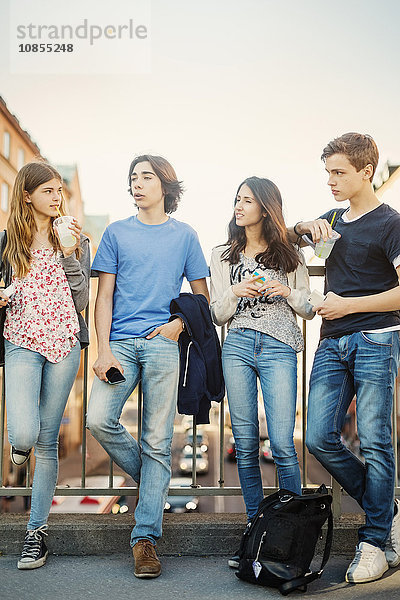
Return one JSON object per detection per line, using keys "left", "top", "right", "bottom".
{"left": 279, "top": 511, "right": 333, "bottom": 596}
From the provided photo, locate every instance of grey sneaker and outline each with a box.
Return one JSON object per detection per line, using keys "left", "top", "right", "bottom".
{"left": 17, "top": 525, "right": 49, "bottom": 570}
{"left": 345, "top": 542, "right": 388, "bottom": 583}
{"left": 385, "top": 498, "right": 400, "bottom": 567}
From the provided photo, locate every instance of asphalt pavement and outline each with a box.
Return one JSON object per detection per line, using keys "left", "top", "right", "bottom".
{"left": 1, "top": 554, "right": 400, "bottom": 600}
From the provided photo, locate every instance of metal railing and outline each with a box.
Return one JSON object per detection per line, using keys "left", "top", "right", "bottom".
{"left": 1, "top": 265, "right": 398, "bottom": 520}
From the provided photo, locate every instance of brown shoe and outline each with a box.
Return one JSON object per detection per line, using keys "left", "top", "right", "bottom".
{"left": 133, "top": 539, "right": 161, "bottom": 578}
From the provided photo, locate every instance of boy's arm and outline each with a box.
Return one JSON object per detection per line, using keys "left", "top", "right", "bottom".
{"left": 93, "top": 272, "right": 124, "bottom": 381}
{"left": 315, "top": 266, "right": 400, "bottom": 320}
{"left": 189, "top": 277, "right": 210, "bottom": 303}
{"left": 146, "top": 279, "right": 210, "bottom": 342}
{"left": 288, "top": 219, "right": 333, "bottom": 245}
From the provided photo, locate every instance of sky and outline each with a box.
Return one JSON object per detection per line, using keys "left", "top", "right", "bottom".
{"left": 1, "top": 0, "right": 400, "bottom": 260}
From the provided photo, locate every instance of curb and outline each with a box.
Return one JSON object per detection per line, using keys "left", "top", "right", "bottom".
{"left": 0, "top": 513, "right": 363, "bottom": 556}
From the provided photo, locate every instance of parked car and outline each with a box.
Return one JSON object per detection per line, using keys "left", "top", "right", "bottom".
{"left": 184, "top": 429, "right": 209, "bottom": 453}
{"left": 164, "top": 478, "right": 199, "bottom": 513}
{"left": 226, "top": 435, "right": 236, "bottom": 462}
{"left": 178, "top": 447, "right": 209, "bottom": 475}
{"left": 260, "top": 438, "right": 274, "bottom": 463}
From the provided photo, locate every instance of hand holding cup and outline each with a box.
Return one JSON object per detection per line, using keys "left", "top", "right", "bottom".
{"left": 53, "top": 216, "right": 82, "bottom": 257}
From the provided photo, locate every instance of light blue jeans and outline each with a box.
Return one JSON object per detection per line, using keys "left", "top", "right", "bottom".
{"left": 87, "top": 335, "right": 179, "bottom": 547}
{"left": 222, "top": 328, "right": 301, "bottom": 519}
{"left": 5, "top": 339, "right": 81, "bottom": 529}
{"left": 306, "top": 331, "right": 400, "bottom": 550}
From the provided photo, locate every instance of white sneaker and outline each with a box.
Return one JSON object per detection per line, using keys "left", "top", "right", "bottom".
{"left": 345, "top": 542, "right": 388, "bottom": 583}
{"left": 385, "top": 498, "right": 400, "bottom": 567}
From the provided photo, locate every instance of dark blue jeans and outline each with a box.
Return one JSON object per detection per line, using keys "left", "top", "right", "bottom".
{"left": 306, "top": 330, "right": 400, "bottom": 549}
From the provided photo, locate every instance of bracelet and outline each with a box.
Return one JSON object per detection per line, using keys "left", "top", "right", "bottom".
{"left": 293, "top": 222, "right": 302, "bottom": 237}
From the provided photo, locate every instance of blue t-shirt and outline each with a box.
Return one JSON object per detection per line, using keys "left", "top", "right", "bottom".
{"left": 92, "top": 216, "right": 209, "bottom": 339}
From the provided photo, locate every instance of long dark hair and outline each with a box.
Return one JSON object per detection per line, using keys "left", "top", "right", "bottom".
{"left": 221, "top": 176, "right": 300, "bottom": 273}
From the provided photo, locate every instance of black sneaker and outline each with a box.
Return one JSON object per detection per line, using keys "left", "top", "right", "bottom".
{"left": 228, "top": 553, "right": 240, "bottom": 568}
{"left": 17, "top": 525, "right": 49, "bottom": 570}
{"left": 10, "top": 446, "right": 31, "bottom": 467}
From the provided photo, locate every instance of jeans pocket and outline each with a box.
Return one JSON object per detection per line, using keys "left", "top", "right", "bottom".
{"left": 361, "top": 331, "right": 393, "bottom": 347}
{"left": 158, "top": 334, "right": 179, "bottom": 345}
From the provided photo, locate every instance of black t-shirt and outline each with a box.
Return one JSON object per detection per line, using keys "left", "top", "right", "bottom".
{"left": 318, "top": 203, "right": 400, "bottom": 339}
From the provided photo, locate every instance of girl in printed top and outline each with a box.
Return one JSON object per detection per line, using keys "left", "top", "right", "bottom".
{"left": 210, "top": 177, "right": 314, "bottom": 566}
{"left": 0, "top": 162, "right": 90, "bottom": 570}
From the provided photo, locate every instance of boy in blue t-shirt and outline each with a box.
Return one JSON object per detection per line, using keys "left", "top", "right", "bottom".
{"left": 87, "top": 155, "right": 209, "bottom": 578}
{"left": 289, "top": 133, "right": 400, "bottom": 584}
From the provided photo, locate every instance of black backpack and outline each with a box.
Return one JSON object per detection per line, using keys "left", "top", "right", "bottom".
{"left": 235, "top": 485, "right": 333, "bottom": 596}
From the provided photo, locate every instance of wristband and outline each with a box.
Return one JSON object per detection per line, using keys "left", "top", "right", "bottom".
{"left": 293, "top": 222, "right": 302, "bottom": 236}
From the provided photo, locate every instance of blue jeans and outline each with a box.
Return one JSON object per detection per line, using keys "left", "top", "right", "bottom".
{"left": 306, "top": 331, "right": 400, "bottom": 549}
{"left": 5, "top": 339, "right": 81, "bottom": 529}
{"left": 87, "top": 336, "right": 179, "bottom": 546}
{"left": 222, "top": 328, "right": 301, "bottom": 519}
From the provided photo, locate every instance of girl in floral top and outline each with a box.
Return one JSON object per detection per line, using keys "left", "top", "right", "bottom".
{"left": 0, "top": 162, "right": 90, "bottom": 570}
{"left": 210, "top": 177, "right": 314, "bottom": 567}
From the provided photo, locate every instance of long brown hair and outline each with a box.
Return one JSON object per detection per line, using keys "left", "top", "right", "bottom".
{"left": 4, "top": 162, "right": 69, "bottom": 278}
{"left": 222, "top": 176, "right": 300, "bottom": 273}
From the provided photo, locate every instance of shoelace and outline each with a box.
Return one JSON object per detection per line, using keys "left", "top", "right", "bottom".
{"left": 352, "top": 546, "right": 377, "bottom": 567}
{"left": 140, "top": 541, "right": 156, "bottom": 559}
{"left": 21, "top": 525, "right": 48, "bottom": 559}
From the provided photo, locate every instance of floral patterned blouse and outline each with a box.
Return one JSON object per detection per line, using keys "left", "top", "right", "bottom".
{"left": 4, "top": 248, "right": 80, "bottom": 363}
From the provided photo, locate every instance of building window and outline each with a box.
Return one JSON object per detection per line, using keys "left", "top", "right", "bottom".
{"left": 1, "top": 182, "right": 9, "bottom": 212}
{"left": 3, "top": 132, "right": 10, "bottom": 159}
{"left": 17, "top": 148, "right": 25, "bottom": 170}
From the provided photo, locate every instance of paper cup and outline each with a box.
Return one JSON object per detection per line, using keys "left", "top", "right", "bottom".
{"left": 53, "top": 216, "right": 76, "bottom": 248}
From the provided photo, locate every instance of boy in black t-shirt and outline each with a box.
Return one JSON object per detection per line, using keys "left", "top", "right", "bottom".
{"left": 289, "top": 133, "right": 400, "bottom": 584}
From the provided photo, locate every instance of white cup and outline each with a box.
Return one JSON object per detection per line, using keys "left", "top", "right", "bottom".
{"left": 314, "top": 230, "right": 341, "bottom": 259}
{"left": 53, "top": 216, "right": 76, "bottom": 248}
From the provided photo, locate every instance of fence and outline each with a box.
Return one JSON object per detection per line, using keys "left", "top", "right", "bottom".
{"left": 1, "top": 265, "right": 399, "bottom": 519}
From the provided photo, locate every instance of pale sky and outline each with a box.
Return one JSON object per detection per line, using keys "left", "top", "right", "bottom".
{"left": 1, "top": 0, "right": 400, "bottom": 261}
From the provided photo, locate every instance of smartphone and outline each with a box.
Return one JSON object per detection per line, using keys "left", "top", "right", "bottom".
{"left": 106, "top": 367, "right": 126, "bottom": 385}
{"left": 308, "top": 290, "right": 325, "bottom": 306}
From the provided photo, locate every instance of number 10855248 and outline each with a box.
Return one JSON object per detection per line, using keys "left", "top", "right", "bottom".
{"left": 18, "top": 43, "right": 74, "bottom": 52}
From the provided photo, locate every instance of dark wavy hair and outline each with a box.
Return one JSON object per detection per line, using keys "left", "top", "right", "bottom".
{"left": 221, "top": 176, "right": 300, "bottom": 273}
{"left": 127, "top": 154, "right": 184, "bottom": 214}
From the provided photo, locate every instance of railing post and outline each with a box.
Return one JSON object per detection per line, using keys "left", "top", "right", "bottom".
{"left": 302, "top": 319, "right": 308, "bottom": 489}
{"left": 81, "top": 305, "right": 89, "bottom": 488}
{"left": 218, "top": 324, "right": 226, "bottom": 489}
{"left": 191, "top": 417, "right": 197, "bottom": 487}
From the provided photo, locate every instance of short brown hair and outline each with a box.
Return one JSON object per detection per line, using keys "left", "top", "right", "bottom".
{"left": 128, "top": 154, "right": 184, "bottom": 214}
{"left": 321, "top": 132, "right": 379, "bottom": 181}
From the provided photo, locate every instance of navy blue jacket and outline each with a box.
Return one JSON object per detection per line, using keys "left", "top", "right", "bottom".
{"left": 169, "top": 293, "right": 224, "bottom": 424}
